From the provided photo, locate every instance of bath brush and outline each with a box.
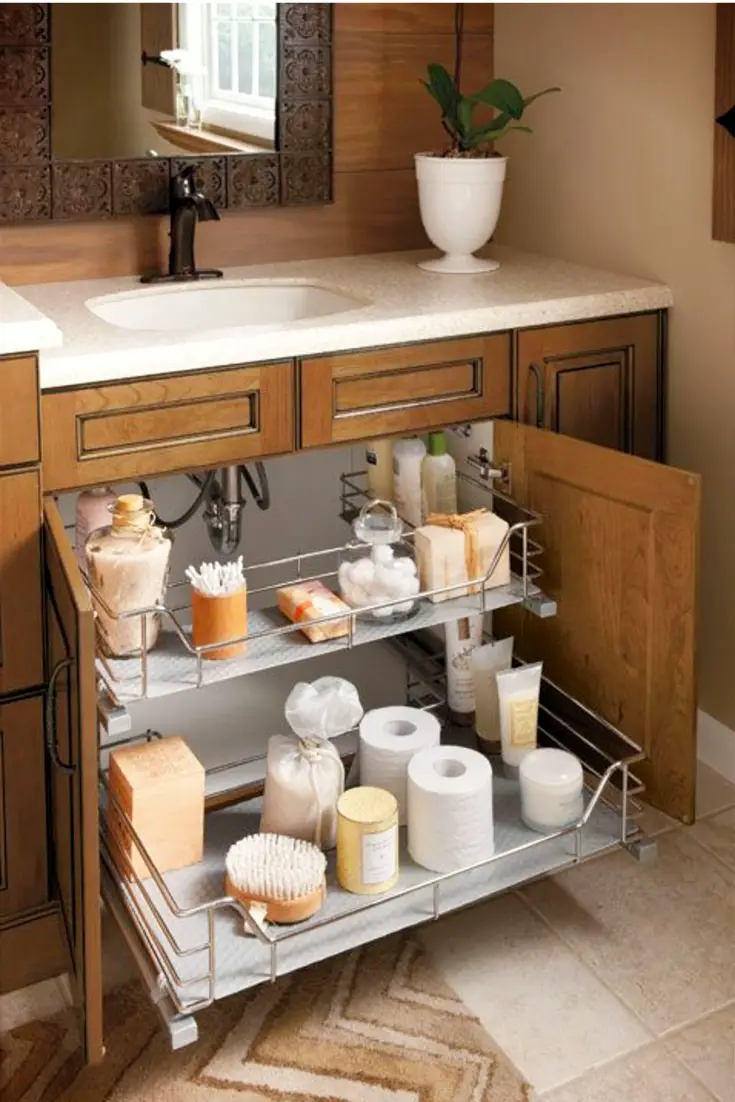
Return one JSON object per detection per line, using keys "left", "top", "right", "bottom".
{"left": 224, "top": 833, "right": 327, "bottom": 925}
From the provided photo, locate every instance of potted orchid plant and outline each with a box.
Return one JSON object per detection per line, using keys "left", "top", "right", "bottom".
{"left": 415, "top": 5, "right": 559, "bottom": 273}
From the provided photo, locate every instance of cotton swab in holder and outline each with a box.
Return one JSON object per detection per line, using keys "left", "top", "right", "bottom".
{"left": 188, "top": 557, "right": 248, "bottom": 659}
{"left": 224, "top": 833, "right": 327, "bottom": 925}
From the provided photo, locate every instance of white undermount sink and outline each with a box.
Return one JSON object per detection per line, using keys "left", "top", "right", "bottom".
{"left": 85, "top": 280, "right": 365, "bottom": 332}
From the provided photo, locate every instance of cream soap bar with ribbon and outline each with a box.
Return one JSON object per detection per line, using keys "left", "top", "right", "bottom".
{"left": 414, "top": 509, "right": 511, "bottom": 604}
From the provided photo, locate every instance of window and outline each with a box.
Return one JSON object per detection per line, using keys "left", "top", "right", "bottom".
{"left": 179, "top": 2, "right": 276, "bottom": 145}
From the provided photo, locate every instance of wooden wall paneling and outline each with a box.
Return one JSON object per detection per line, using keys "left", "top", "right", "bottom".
{"left": 140, "top": 4, "right": 177, "bottom": 114}
{"left": 713, "top": 3, "right": 735, "bottom": 242}
{"left": 0, "top": 3, "right": 495, "bottom": 284}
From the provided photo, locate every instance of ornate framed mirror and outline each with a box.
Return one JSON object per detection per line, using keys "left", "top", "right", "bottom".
{"left": 0, "top": 2, "right": 332, "bottom": 221}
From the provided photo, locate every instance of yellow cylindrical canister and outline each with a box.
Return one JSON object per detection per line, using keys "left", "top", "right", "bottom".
{"left": 336, "top": 786, "right": 399, "bottom": 894}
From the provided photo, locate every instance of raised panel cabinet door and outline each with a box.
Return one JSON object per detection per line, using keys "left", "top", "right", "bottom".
{"left": 43, "top": 499, "right": 103, "bottom": 1064}
{"left": 515, "top": 313, "right": 662, "bottom": 460}
{"left": 0, "top": 355, "right": 40, "bottom": 469}
{"left": 41, "top": 361, "right": 295, "bottom": 491}
{"left": 300, "top": 335, "right": 511, "bottom": 447}
{"left": 0, "top": 470, "right": 44, "bottom": 695}
{"left": 493, "top": 422, "right": 699, "bottom": 823}
{"left": 0, "top": 697, "right": 48, "bottom": 918}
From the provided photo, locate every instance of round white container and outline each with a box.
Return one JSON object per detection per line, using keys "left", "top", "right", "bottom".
{"left": 414, "top": 153, "right": 508, "bottom": 274}
{"left": 519, "top": 748, "right": 584, "bottom": 834}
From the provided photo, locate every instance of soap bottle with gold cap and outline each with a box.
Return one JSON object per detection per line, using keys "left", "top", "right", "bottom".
{"left": 84, "top": 493, "right": 172, "bottom": 657}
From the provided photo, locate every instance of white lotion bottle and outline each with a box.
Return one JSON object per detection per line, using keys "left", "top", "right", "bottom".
{"left": 365, "top": 439, "right": 394, "bottom": 501}
{"left": 75, "top": 486, "right": 117, "bottom": 570}
{"left": 421, "top": 430, "right": 457, "bottom": 518}
{"left": 392, "top": 437, "right": 426, "bottom": 528}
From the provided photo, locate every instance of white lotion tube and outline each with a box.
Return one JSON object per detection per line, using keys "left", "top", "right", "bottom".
{"left": 445, "top": 615, "right": 484, "bottom": 726}
{"left": 392, "top": 437, "right": 426, "bottom": 528}
{"left": 496, "top": 662, "right": 543, "bottom": 773}
{"left": 472, "top": 636, "right": 514, "bottom": 754}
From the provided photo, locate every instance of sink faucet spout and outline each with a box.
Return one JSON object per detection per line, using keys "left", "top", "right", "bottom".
{"left": 141, "top": 166, "right": 223, "bottom": 285}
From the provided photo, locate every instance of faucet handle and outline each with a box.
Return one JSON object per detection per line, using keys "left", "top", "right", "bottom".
{"left": 170, "top": 164, "right": 198, "bottom": 202}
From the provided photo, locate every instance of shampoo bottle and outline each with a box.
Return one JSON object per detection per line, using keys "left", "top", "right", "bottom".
{"left": 392, "top": 437, "right": 426, "bottom": 528}
{"left": 421, "top": 430, "right": 458, "bottom": 518}
{"left": 365, "top": 438, "right": 394, "bottom": 501}
{"left": 445, "top": 615, "right": 484, "bottom": 726}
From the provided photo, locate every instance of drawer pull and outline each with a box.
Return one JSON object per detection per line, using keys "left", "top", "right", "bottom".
{"left": 45, "top": 658, "right": 76, "bottom": 776}
{"left": 528, "top": 362, "right": 545, "bottom": 428}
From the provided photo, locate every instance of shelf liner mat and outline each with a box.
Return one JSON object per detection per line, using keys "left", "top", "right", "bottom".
{"left": 119, "top": 773, "right": 622, "bottom": 1007}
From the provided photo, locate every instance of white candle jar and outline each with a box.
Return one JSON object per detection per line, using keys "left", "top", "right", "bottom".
{"left": 519, "top": 748, "right": 584, "bottom": 833}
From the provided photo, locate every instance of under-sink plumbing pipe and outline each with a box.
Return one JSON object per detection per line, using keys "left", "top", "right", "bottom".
{"left": 139, "top": 462, "right": 270, "bottom": 554}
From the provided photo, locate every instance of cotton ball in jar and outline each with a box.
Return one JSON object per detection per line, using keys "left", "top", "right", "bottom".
{"left": 394, "top": 555, "right": 417, "bottom": 576}
{"left": 373, "top": 544, "right": 394, "bottom": 565}
{"left": 350, "top": 557, "right": 375, "bottom": 587}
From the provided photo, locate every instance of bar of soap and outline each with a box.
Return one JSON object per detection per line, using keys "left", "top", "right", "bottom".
{"left": 415, "top": 511, "right": 511, "bottom": 604}
{"left": 107, "top": 736, "right": 205, "bottom": 880}
{"left": 277, "top": 579, "right": 351, "bottom": 642}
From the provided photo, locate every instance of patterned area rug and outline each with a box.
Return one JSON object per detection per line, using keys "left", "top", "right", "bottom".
{"left": 0, "top": 934, "right": 530, "bottom": 1102}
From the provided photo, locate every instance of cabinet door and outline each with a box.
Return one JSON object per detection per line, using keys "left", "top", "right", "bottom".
{"left": 41, "top": 361, "right": 295, "bottom": 491}
{"left": 300, "top": 335, "right": 511, "bottom": 447}
{"left": 0, "top": 470, "right": 44, "bottom": 695}
{"left": 0, "top": 697, "right": 48, "bottom": 917}
{"left": 515, "top": 313, "right": 662, "bottom": 460}
{"left": 494, "top": 422, "right": 699, "bottom": 822}
{"left": 43, "top": 499, "right": 103, "bottom": 1063}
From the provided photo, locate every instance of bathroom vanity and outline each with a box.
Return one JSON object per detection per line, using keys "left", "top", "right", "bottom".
{"left": 0, "top": 248, "right": 699, "bottom": 1065}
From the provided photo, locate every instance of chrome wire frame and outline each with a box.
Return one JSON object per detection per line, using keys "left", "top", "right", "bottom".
{"left": 87, "top": 471, "right": 548, "bottom": 703}
{"left": 99, "top": 638, "right": 644, "bottom": 1017}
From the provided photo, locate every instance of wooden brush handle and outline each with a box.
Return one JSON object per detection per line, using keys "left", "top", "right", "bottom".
{"left": 225, "top": 874, "right": 326, "bottom": 925}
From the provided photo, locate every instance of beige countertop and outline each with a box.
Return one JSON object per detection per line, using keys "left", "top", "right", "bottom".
{"left": 15, "top": 246, "right": 673, "bottom": 391}
{"left": 0, "top": 281, "right": 62, "bottom": 357}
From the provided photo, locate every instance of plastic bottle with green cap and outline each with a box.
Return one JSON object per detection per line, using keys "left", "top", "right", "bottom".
{"left": 421, "top": 430, "right": 458, "bottom": 519}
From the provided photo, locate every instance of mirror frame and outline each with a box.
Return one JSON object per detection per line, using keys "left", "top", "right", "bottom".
{"left": 0, "top": 2, "right": 333, "bottom": 221}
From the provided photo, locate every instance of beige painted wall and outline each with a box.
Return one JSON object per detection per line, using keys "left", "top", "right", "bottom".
{"left": 495, "top": 3, "right": 735, "bottom": 731}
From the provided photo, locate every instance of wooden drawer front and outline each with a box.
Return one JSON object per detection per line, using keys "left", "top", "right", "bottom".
{"left": 0, "top": 470, "right": 43, "bottom": 695}
{"left": 0, "top": 356, "right": 39, "bottom": 469}
{"left": 41, "top": 361, "right": 295, "bottom": 491}
{"left": 300, "top": 335, "right": 511, "bottom": 447}
{"left": 0, "top": 698, "right": 48, "bottom": 918}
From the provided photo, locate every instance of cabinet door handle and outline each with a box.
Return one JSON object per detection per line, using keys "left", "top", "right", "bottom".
{"left": 528, "top": 362, "right": 545, "bottom": 428}
{"left": 45, "top": 657, "right": 76, "bottom": 776}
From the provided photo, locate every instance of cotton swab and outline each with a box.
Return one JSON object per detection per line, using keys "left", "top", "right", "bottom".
{"left": 186, "top": 557, "right": 246, "bottom": 596}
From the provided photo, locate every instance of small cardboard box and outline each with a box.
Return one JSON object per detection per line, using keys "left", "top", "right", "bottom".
{"left": 415, "top": 510, "right": 511, "bottom": 603}
{"left": 108, "top": 736, "right": 205, "bottom": 880}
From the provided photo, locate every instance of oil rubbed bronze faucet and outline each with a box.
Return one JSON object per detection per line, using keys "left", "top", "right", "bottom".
{"left": 141, "top": 165, "right": 223, "bottom": 284}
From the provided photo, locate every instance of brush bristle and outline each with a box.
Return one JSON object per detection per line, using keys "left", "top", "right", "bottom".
{"left": 225, "top": 833, "right": 326, "bottom": 901}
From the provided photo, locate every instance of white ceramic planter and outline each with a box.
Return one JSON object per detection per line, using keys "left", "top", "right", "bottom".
{"left": 414, "top": 152, "right": 508, "bottom": 274}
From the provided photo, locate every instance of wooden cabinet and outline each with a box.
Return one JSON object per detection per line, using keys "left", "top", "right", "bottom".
{"left": 0, "top": 470, "right": 44, "bottom": 696}
{"left": 41, "top": 361, "right": 296, "bottom": 491}
{"left": 300, "top": 334, "right": 511, "bottom": 448}
{"left": 0, "top": 355, "right": 40, "bottom": 469}
{"left": 514, "top": 313, "right": 663, "bottom": 460}
{"left": 0, "top": 697, "right": 48, "bottom": 918}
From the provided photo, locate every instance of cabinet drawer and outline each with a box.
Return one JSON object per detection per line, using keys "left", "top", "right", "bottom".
{"left": 0, "top": 470, "right": 43, "bottom": 695}
{"left": 0, "top": 355, "right": 40, "bottom": 469}
{"left": 41, "top": 361, "right": 295, "bottom": 491}
{"left": 0, "top": 697, "right": 48, "bottom": 918}
{"left": 300, "top": 335, "right": 511, "bottom": 447}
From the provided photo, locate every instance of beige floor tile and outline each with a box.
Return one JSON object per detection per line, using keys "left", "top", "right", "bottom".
{"left": 690, "top": 808, "right": 735, "bottom": 872}
{"left": 634, "top": 801, "right": 677, "bottom": 837}
{"left": 538, "top": 1041, "right": 716, "bottom": 1101}
{"left": 419, "top": 893, "right": 651, "bottom": 1095}
{"left": 0, "top": 975, "right": 70, "bottom": 1031}
{"left": 698, "top": 764, "right": 735, "bottom": 819}
{"left": 521, "top": 831, "right": 735, "bottom": 1036}
{"left": 664, "top": 1003, "right": 735, "bottom": 1102}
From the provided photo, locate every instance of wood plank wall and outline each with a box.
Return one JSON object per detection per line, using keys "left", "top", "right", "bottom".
{"left": 0, "top": 4, "right": 494, "bottom": 285}
{"left": 713, "top": 3, "right": 735, "bottom": 243}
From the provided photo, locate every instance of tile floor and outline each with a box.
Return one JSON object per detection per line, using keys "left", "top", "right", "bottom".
{"left": 1, "top": 763, "right": 733, "bottom": 1101}
{"left": 420, "top": 763, "right": 735, "bottom": 1100}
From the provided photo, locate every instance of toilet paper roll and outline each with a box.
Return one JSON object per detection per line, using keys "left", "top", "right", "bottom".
{"left": 359, "top": 706, "right": 441, "bottom": 825}
{"left": 407, "top": 745, "right": 494, "bottom": 873}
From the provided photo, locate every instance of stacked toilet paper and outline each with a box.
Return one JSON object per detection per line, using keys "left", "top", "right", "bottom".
{"left": 359, "top": 706, "right": 441, "bottom": 825}
{"left": 407, "top": 746, "right": 494, "bottom": 873}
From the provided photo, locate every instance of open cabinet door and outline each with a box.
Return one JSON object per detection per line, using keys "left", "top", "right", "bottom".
{"left": 494, "top": 422, "right": 700, "bottom": 823}
{"left": 43, "top": 500, "right": 103, "bottom": 1063}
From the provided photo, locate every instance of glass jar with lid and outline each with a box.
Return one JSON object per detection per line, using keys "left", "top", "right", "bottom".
{"left": 84, "top": 493, "right": 173, "bottom": 657}
{"left": 338, "top": 500, "right": 419, "bottom": 621}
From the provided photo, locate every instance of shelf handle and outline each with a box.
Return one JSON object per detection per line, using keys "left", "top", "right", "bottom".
{"left": 528, "top": 362, "right": 545, "bottom": 428}
{"left": 45, "top": 657, "right": 77, "bottom": 776}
